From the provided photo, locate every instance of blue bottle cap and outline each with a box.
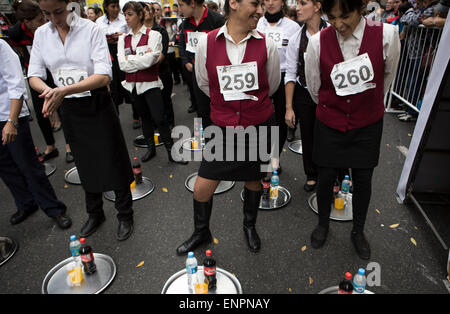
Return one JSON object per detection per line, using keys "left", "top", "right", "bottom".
{"left": 188, "top": 252, "right": 194, "bottom": 258}
{"left": 358, "top": 268, "right": 365, "bottom": 275}
{"left": 273, "top": 171, "right": 278, "bottom": 175}
{"left": 70, "top": 235, "right": 76, "bottom": 241}
{"left": 345, "top": 175, "right": 349, "bottom": 179}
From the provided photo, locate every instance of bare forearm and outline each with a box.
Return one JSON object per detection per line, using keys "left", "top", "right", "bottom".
{"left": 285, "top": 81, "right": 295, "bottom": 110}
{"left": 62, "top": 74, "right": 110, "bottom": 97}
{"left": 29, "top": 76, "right": 50, "bottom": 94}
{"left": 8, "top": 98, "right": 24, "bottom": 121}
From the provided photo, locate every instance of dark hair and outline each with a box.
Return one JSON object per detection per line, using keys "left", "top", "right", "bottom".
{"left": 88, "top": 6, "right": 103, "bottom": 15}
{"left": 207, "top": 1, "right": 218, "bottom": 11}
{"left": 178, "top": 0, "right": 205, "bottom": 6}
{"left": 322, "top": 0, "right": 364, "bottom": 15}
{"left": 103, "top": 0, "right": 120, "bottom": 18}
{"left": 123, "top": 1, "right": 145, "bottom": 22}
{"left": 13, "top": 0, "right": 42, "bottom": 21}
{"left": 141, "top": 0, "right": 156, "bottom": 21}
{"left": 398, "top": 1, "right": 412, "bottom": 13}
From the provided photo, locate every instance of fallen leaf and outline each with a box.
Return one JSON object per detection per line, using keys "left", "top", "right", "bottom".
{"left": 162, "top": 187, "right": 168, "bottom": 193}
{"left": 169, "top": 174, "right": 173, "bottom": 179}
{"left": 213, "top": 237, "right": 219, "bottom": 244}
{"left": 386, "top": 144, "right": 390, "bottom": 147}
{"left": 136, "top": 261, "right": 145, "bottom": 268}
{"left": 301, "top": 245, "right": 307, "bottom": 252}
{"left": 64, "top": 184, "right": 68, "bottom": 189}
{"left": 389, "top": 223, "right": 400, "bottom": 229}
{"left": 309, "top": 277, "right": 314, "bottom": 285}
{"left": 376, "top": 209, "right": 381, "bottom": 214}
{"left": 283, "top": 148, "right": 287, "bottom": 152}
{"left": 411, "top": 237, "right": 417, "bottom": 246}
{"left": 414, "top": 226, "right": 419, "bottom": 230}
{"left": 230, "top": 200, "right": 232, "bottom": 203}
{"left": 288, "top": 288, "right": 292, "bottom": 292}
{"left": 408, "top": 133, "right": 412, "bottom": 137}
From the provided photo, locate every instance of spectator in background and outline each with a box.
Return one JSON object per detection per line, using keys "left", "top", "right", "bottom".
{"left": 172, "top": 2, "right": 180, "bottom": 16}
{"left": 87, "top": 6, "right": 103, "bottom": 22}
{"left": 206, "top": 1, "right": 219, "bottom": 11}
{"left": 152, "top": 2, "right": 163, "bottom": 23}
{"left": 382, "top": 0, "right": 396, "bottom": 21}
{"left": 422, "top": 1, "right": 448, "bottom": 26}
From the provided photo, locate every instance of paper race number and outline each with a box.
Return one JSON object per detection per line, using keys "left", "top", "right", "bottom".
{"left": 265, "top": 27, "right": 284, "bottom": 49}
{"left": 330, "top": 53, "right": 376, "bottom": 96}
{"left": 186, "top": 32, "right": 207, "bottom": 53}
{"left": 217, "top": 62, "right": 258, "bottom": 101}
{"left": 53, "top": 68, "right": 91, "bottom": 98}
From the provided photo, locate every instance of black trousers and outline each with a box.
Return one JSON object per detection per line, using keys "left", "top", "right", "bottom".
{"left": 182, "top": 66, "right": 197, "bottom": 110}
{"left": 271, "top": 72, "right": 287, "bottom": 156}
{"left": 293, "top": 83, "right": 318, "bottom": 181}
{"left": 192, "top": 70, "right": 212, "bottom": 128}
{"left": 167, "top": 52, "right": 181, "bottom": 83}
{"left": 132, "top": 87, "right": 173, "bottom": 146}
{"left": 160, "top": 68, "right": 175, "bottom": 127}
{"left": 29, "top": 87, "right": 55, "bottom": 146}
{"left": 316, "top": 167, "right": 374, "bottom": 233}
{"left": 0, "top": 118, "right": 66, "bottom": 217}
{"left": 85, "top": 187, "right": 133, "bottom": 222}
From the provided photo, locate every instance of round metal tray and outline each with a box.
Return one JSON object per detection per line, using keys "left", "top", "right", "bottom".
{"left": 240, "top": 186, "right": 291, "bottom": 210}
{"left": 182, "top": 137, "right": 204, "bottom": 152}
{"left": 104, "top": 177, "right": 155, "bottom": 202}
{"left": 288, "top": 139, "right": 303, "bottom": 155}
{"left": 0, "top": 236, "right": 19, "bottom": 266}
{"left": 185, "top": 172, "right": 235, "bottom": 195}
{"left": 133, "top": 134, "right": 164, "bottom": 148}
{"left": 318, "top": 285, "right": 374, "bottom": 294}
{"left": 162, "top": 266, "right": 242, "bottom": 294}
{"left": 308, "top": 192, "right": 353, "bottom": 221}
{"left": 42, "top": 253, "right": 116, "bottom": 294}
{"left": 44, "top": 162, "right": 57, "bottom": 177}
{"left": 64, "top": 167, "right": 81, "bottom": 185}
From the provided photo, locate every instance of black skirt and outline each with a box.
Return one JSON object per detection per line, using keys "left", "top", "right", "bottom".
{"left": 198, "top": 115, "right": 276, "bottom": 181}
{"left": 59, "top": 88, "right": 134, "bottom": 193}
{"left": 312, "top": 118, "right": 383, "bottom": 169}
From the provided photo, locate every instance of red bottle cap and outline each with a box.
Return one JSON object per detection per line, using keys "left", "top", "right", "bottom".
{"left": 345, "top": 272, "right": 352, "bottom": 280}
{"left": 80, "top": 238, "right": 86, "bottom": 244}
{"left": 206, "top": 249, "right": 212, "bottom": 256}
{"left": 133, "top": 157, "right": 138, "bottom": 161}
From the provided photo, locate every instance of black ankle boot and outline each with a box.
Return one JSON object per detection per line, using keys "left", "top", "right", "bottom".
{"left": 310, "top": 224, "right": 329, "bottom": 249}
{"left": 243, "top": 187, "right": 262, "bottom": 253}
{"left": 176, "top": 199, "right": 213, "bottom": 255}
{"left": 165, "top": 143, "right": 188, "bottom": 165}
{"left": 351, "top": 230, "right": 371, "bottom": 260}
{"left": 141, "top": 137, "right": 156, "bottom": 162}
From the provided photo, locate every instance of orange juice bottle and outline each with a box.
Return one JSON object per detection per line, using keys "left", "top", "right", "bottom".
{"left": 154, "top": 134, "right": 159, "bottom": 145}
{"left": 334, "top": 192, "right": 345, "bottom": 210}
{"left": 67, "top": 263, "right": 83, "bottom": 286}
{"left": 194, "top": 271, "right": 208, "bottom": 294}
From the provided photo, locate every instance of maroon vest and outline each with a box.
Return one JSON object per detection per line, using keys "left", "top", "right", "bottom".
{"left": 205, "top": 28, "right": 274, "bottom": 128}
{"left": 317, "top": 21, "right": 385, "bottom": 132}
{"left": 124, "top": 28, "right": 159, "bottom": 83}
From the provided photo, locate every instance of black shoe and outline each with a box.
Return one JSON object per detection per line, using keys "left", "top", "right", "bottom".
{"left": 141, "top": 138, "right": 156, "bottom": 162}
{"left": 53, "top": 213, "right": 72, "bottom": 229}
{"left": 10, "top": 207, "right": 38, "bottom": 225}
{"left": 176, "top": 199, "right": 213, "bottom": 255}
{"left": 80, "top": 214, "right": 105, "bottom": 237}
{"left": 351, "top": 231, "right": 371, "bottom": 260}
{"left": 303, "top": 180, "right": 317, "bottom": 192}
{"left": 117, "top": 220, "right": 134, "bottom": 241}
{"left": 310, "top": 224, "right": 329, "bottom": 249}
{"left": 287, "top": 128, "right": 296, "bottom": 142}
{"left": 243, "top": 187, "right": 262, "bottom": 252}
{"left": 66, "top": 152, "right": 74, "bottom": 163}
{"left": 187, "top": 105, "right": 197, "bottom": 113}
{"left": 42, "top": 148, "right": 59, "bottom": 162}
{"left": 166, "top": 144, "right": 188, "bottom": 165}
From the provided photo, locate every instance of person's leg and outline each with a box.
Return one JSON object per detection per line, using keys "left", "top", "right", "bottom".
{"left": 114, "top": 186, "right": 134, "bottom": 241}
{"left": 134, "top": 90, "right": 157, "bottom": 162}
{"left": 176, "top": 176, "right": 219, "bottom": 255}
{"left": 243, "top": 180, "right": 262, "bottom": 252}
{"left": 80, "top": 190, "right": 106, "bottom": 237}
{"left": 160, "top": 69, "right": 175, "bottom": 128}
{"left": 272, "top": 75, "right": 288, "bottom": 158}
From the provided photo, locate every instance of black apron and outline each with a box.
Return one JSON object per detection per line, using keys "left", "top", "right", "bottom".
{"left": 59, "top": 87, "right": 134, "bottom": 193}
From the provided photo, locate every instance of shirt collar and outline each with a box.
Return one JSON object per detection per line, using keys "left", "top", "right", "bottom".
{"left": 216, "top": 23, "right": 263, "bottom": 45}
{"left": 127, "top": 25, "right": 147, "bottom": 36}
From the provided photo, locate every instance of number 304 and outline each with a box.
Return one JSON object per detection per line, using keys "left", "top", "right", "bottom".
{"left": 58, "top": 76, "right": 84, "bottom": 86}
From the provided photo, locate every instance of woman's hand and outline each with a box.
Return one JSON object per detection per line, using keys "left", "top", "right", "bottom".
{"left": 2, "top": 121, "right": 18, "bottom": 145}
{"left": 285, "top": 107, "right": 296, "bottom": 129}
{"left": 41, "top": 87, "right": 67, "bottom": 118}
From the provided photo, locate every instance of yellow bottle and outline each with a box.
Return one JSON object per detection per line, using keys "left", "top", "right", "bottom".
{"left": 67, "top": 265, "right": 83, "bottom": 286}
{"left": 154, "top": 134, "right": 159, "bottom": 145}
{"left": 194, "top": 271, "right": 208, "bottom": 294}
{"left": 334, "top": 193, "right": 345, "bottom": 210}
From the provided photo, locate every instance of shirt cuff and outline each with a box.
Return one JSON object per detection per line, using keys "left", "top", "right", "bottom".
{"left": 94, "top": 63, "right": 113, "bottom": 80}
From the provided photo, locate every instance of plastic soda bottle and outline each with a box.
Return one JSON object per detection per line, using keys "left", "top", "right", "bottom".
{"left": 338, "top": 272, "right": 354, "bottom": 294}
{"left": 132, "top": 157, "right": 143, "bottom": 184}
{"left": 186, "top": 252, "right": 198, "bottom": 293}
{"left": 352, "top": 268, "right": 367, "bottom": 294}
{"left": 203, "top": 249, "right": 217, "bottom": 291}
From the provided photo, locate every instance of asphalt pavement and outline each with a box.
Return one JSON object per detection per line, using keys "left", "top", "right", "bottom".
{"left": 0, "top": 83, "right": 449, "bottom": 294}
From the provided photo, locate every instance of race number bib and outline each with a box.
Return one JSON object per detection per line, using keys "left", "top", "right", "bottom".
{"left": 186, "top": 31, "right": 207, "bottom": 53}
{"left": 265, "top": 27, "right": 284, "bottom": 49}
{"left": 216, "top": 62, "right": 259, "bottom": 101}
{"left": 330, "top": 53, "right": 376, "bottom": 96}
{"left": 53, "top": 68, "right": 91, "bottom": 98}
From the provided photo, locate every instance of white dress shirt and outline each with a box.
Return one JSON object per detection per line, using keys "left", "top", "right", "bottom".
{"left": 305, "top": 17, "right": 401, "bottom": 104}
{"left": 195, "top": 23, "right": 281, "bottom": 98}
{"left": 117, "top": 25, "right": 163, "bottom": 95}
{"left": 256, "top": 16, "right": 301, "bottom": 73}
{"left": 28, "top": 15, "right": 112, "bottom": 85}
{"left": 96, "top": 14, "right": 129, "bottom": 35}
{"left": 0, "top": 39, "right": 29, "bottom": 121}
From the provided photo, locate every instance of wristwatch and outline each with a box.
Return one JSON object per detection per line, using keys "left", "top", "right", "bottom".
{"left": 7, "top": 119, "right": 19, "bottom": 129}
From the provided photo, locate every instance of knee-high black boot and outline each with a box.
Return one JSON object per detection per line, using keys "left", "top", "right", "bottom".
{"left": 176, "top": 198, "right": 213, "bottom": 255}
{"left": 243, "top": 187, "right": 262, "bottom": 253}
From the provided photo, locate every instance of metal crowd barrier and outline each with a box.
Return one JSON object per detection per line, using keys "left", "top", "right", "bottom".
{"left": 385, "top": 24, "right": 444, "bottom": 113}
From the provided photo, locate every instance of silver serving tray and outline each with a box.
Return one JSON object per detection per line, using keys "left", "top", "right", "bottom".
{"left": 133, "top": 133, "right": 164, "bottom": 148}
{"left": 185, "top": 172, "right": 235, "bottom": 195}
{"left": 288, "top": 140, "right": 303, "bottom": 155}
{"left": 64, "top": 167, "right": 81, "bottom": 185}
{"left": 162, "top": 266, "right": 242, "bottom": 294}
{"left": 0, "top": 236, "right": 19, "bottom": 266}
{"left": 42, "top": 253, "right": 116, "bottom": 294}
{"left": 182, "top": 137, "right": 204, "bottom": 152}
{"left": 44, "top": 162, "right": 57, "bottom": 177}
{"left": 240, "top": 186, "right": 291, "bottom": 210}
{"left": 104, "top": 177, "right": 154, "bottom": 201}
{"left": 308, "top": 192, "right": 353, "bottom": 221}
{"left": 319, "top": 285, "right": 374, "bottom": 294}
